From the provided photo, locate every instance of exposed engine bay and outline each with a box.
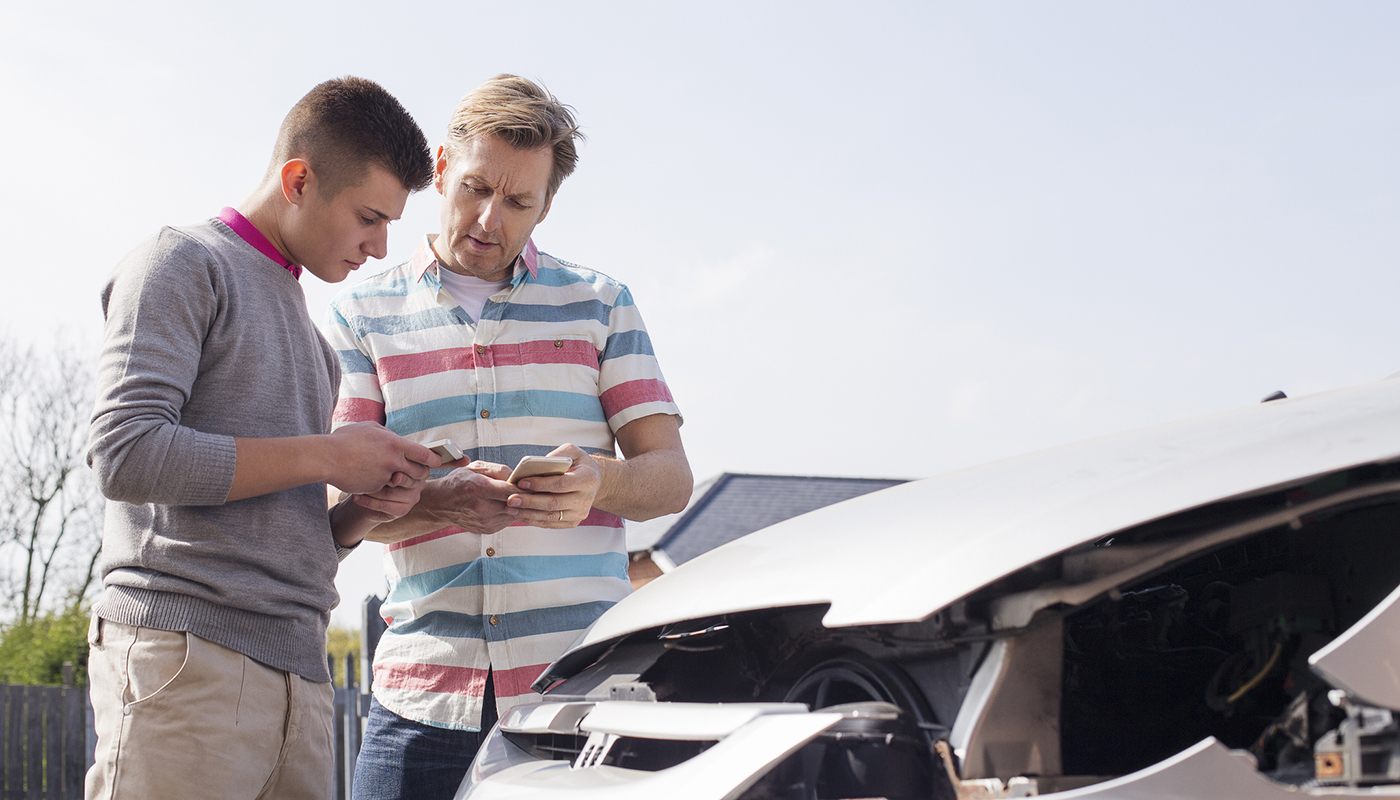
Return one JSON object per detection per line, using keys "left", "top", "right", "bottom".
{"left": 523, "top": 464, "right": 1400, "bottom": 798}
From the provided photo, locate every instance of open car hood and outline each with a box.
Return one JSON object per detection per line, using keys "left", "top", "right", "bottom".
{"left": 572, "top": 379, "right": 1400, "bottom": 656}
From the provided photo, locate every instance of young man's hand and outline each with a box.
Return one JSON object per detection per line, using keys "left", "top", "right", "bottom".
{"left": 331, "top": 473, "right": 431, "bottom": 547}
{"left": 324, "top": 422, "right": 440, "bottom": 495}
{"left": 343, "top": 473, "right": 426, "bottom": 523}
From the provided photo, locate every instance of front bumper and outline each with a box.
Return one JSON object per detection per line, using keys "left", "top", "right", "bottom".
{"left": 455, "top": 700, "right": 923, "bottom": 799}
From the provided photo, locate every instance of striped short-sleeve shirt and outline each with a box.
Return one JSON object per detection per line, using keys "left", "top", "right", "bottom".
{"left": 324, "top": 235, "right": 681, "bottom": 730}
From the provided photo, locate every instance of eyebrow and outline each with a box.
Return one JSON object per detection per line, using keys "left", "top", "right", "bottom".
{"left": 464, "top": 173, "right": 539, "bottom": 204}
{"left": 362, "top": 206, "right": 393, "bottom": 221}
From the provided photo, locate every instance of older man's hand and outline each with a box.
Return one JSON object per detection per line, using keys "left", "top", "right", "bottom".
{"left": 419, "top": 461, "right": 521, "bottom": 534}
{"left": 506, "top": 444, "right": 601, "bottom": 528}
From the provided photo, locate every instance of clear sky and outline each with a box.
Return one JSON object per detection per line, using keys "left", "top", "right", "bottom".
{"left": 4, "top": 1, "right": 1397, "bottom": 626}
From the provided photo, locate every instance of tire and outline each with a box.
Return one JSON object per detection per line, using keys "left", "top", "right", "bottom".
{"left": 780, "top": 653, "right": 926, "bottom": 712}
{"left": 752, "top": 652, "right": 953, "bottom": 800}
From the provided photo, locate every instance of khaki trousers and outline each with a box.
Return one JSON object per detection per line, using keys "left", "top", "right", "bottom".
{"left": 85, "top": 618, "right": 334, "bottom": 800}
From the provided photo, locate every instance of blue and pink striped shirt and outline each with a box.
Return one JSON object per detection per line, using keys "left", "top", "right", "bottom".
{"left": 324, "top": 235, "right": 681, "bottom": 730}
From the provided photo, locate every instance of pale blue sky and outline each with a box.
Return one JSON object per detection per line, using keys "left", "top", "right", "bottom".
{"left": 3, "top": 2, "right": 1397, "bottom": 624}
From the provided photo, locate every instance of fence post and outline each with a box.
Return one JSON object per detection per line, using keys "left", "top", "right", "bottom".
{"left": 22, "top": 686, "right": 42, "bottom": 798}
{"left": 42, "top": 686, "right": 61, "bottom": 797}
{"left": 342, "top": 595, "right": 387, "bottom": 800}
{"left": 344, "top": 652, "right": 360, "bottom": 796}
{"left": 64, "top": 679, "right": 86, "bottom": 799}
{"left": 2, "top": 684, "right": 18, "bottom": 797}
{"left": 360, "top": 595, "right": 386, "bottom": 696}
{"left": 84, "top": 685, "right": 96, "bottom": 779}
{"left": 330, "top": 655, "right": 344, "bottom": 800}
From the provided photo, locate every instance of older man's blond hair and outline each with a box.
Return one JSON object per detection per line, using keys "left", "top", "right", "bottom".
{"left": 444, "top": 74, "right": 584, "bottom": 200}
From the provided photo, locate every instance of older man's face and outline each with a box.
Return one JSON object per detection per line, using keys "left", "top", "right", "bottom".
{"left": 431, "top": 135, "right": 553, "bottom": 282}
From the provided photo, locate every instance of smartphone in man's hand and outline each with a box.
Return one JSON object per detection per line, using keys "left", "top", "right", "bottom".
{"left": 508, "top": 455, "right": 572, "bottom": 484}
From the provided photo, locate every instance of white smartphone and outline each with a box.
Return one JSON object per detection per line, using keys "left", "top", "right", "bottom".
{"left": 508, "top": 455, "right": 573, "bottom": 484}
{"left": 424, "top": 439, "right": 465, "bottom": 462}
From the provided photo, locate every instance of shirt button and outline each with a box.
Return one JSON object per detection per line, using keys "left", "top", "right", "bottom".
{"left": 476, "top": 345, "right": 487, "bottom": 354}
{"left": 554, "top": 339, "right": 564, "bottom": 348}
{"left": 123, "top": 705, "right": 132, "bottom": 716}
{"left": 480, "top": 410, "right": 490, "bottom": 419}
{"left": 486, "top": 548, "right": 495, "bottom": 557}
{"left": 489, "top": 616, "right": 499, "bottom": 626}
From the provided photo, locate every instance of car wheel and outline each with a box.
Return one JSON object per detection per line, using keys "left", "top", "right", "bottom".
{"left": 779, "top": 653, "right": 929, "bottom": 717}
{"left": 744, "top": 652, "right": 953, "bottom": 800}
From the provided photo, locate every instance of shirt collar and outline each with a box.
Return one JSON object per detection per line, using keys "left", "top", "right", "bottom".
{"left": 216, "top": 207, "right": 302, "bottom": 279}
{"left": 413, "top": 235, "right": 540, "bottom": 283}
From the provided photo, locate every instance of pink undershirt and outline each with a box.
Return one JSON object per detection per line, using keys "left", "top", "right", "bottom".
{"left": 217, "top": 207, "right": 303, "bottom": 279}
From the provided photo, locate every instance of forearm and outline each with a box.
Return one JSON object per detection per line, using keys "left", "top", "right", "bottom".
{"left": 592, "top": 448, "right": 693, "bottom": 521}
{"left": 228, "top": 435, "right": 335, "bottom": 502}
{"left": 237, "top": 422, "right": 438, "bottom": 505}
{"left": 329, "top": 493, "right": 375, "bottom": 548}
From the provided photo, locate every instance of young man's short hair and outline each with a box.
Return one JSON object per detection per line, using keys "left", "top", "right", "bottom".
{"left": 271, "top": 76, "right": 433, "bottom": 198}
{"left": 445, "top": 75, "right": 584, "bottom": 199}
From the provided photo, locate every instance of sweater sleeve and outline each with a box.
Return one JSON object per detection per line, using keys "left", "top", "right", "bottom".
{"left": 87, "top": 229, "right": 238, "bottom": 506}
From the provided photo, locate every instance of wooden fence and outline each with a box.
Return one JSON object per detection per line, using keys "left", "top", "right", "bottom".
{"left": 0, "top": 659, "right": 371, "bottom": 800}
{"left": 1, "top": 597, "right": 389, "bottom": 800}
{"left": 0, "top": 665, "right": 88, "bottom": 800}
{"left": 331, "top": 653, "right": 369, "bottom": 800}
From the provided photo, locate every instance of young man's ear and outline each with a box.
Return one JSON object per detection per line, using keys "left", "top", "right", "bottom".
{"left": 280, "top": 159, "right": 314, "bottom": 206}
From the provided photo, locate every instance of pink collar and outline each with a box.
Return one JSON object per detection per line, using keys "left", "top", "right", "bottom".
{"left": 412, "top": 235, "right": 539, "bottom": 282}
{"left": 217, "top": 207, "right": 302, "bottom": 279}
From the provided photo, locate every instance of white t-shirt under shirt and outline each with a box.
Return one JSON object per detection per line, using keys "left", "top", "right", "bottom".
{"left": 437, "top": 266, "right": 510, "bottom": 322}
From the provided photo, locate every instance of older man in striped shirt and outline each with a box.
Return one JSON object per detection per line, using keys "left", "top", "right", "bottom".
{"left": 323, "top": 75, "right": 692, "bottom": 800}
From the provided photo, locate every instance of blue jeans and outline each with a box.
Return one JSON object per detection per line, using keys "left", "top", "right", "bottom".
{"left": 352, "top": 673, "right": 498, "bottom": 800}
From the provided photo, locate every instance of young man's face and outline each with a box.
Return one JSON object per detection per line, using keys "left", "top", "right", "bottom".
{"left": 432, "top": 135, "right": 554, "bottom": 282}
{"left": 291, "top": 164, "right": 409, "bottom": 283}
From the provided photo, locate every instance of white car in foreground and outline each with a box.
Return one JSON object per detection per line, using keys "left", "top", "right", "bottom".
{"left": 458, "top": 378, "right": 1400, "bottom": 799}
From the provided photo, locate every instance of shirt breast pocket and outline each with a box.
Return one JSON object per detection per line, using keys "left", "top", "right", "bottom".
{"left": 517, "top": 334, "right": 603, "bottom": 418}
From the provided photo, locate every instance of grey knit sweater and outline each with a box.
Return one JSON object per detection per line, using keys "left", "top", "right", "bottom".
{"left": 88, "top": 218, "right": 343, "bottom": 682}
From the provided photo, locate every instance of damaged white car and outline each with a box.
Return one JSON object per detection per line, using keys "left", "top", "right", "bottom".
{"left": 457, "top": 378, "right": 1400, "bottom": 799}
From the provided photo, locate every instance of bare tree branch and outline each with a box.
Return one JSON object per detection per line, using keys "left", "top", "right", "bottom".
{"left": 0, "top": 337, "right": 102, "bottom": 624}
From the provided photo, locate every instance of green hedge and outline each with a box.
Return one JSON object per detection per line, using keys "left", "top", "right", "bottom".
{"left": 0, "top": 611, "right": 365, "bottom": 688}
{"left": 0, "top": 606, "right": 90, "bottom": 686}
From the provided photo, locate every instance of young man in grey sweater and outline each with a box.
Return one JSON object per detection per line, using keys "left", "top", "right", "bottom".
{"left": 85, "top": 77, "right": 443, "bottom": 800}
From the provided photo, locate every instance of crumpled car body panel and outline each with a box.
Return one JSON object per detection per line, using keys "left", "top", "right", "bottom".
{"left": 462, "top": 378, "right": 1400, "bottom": 799}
